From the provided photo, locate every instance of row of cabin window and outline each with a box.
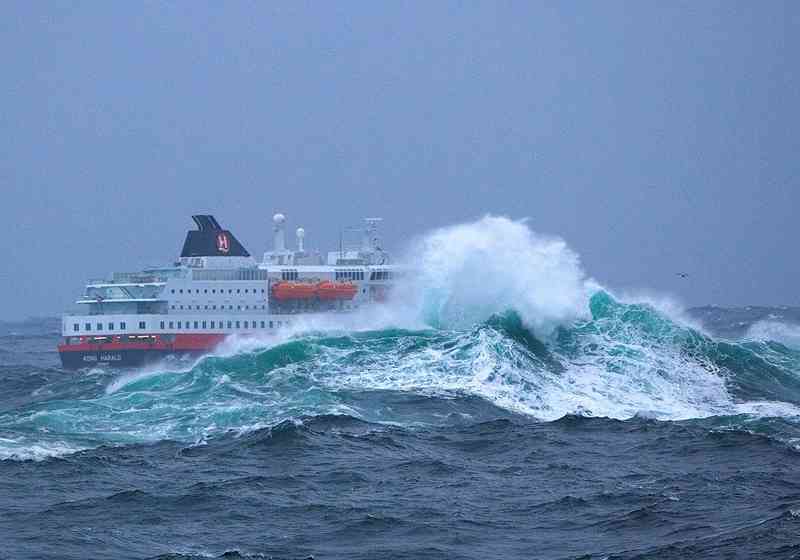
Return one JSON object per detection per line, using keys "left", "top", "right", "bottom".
{"left": 171, "top": 287, "right": 265, "bottom": 295}
{"left": 171, "top": 304, "right": 267, "bottom": 311}
{"left": 74, "top": 319, "right": 287, "bottom": 333}
{"left": 74, "top": 321, "right": 147, "bottom": 332}
{"left": 335, "top": 270, "right": 365, "bottom": 281}
{"left": 283, "top": 270, "right": 390, "bottom": 281}
{"left": 159, "top": 320, "right": 285, "bottom": 330}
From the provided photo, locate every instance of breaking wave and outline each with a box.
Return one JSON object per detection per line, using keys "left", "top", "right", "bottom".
{"left": 397, "top": 216, "right": 590, "bottom": 331}
{"left": 2, "top": 216, "right": 800, "bottom": 460}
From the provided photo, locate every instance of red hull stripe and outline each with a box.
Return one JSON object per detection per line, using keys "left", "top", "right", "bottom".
{"left": 58, "top": 333, "right": 226, "bottom": 353}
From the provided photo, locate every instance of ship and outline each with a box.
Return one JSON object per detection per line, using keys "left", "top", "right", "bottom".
{"left": 58, "top": 213, "right": 397, "bottom": 368}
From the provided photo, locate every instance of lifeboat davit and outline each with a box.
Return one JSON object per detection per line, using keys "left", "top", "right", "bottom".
{"left": 271, "top": 281, "right": 318, "bottom": 301}
{"left": 317, "top": 281, "right": 358, "bottom": 301}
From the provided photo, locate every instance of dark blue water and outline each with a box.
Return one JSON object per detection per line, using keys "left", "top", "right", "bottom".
{"left": 2, "top": 296, "right": 800, "bottom": 559}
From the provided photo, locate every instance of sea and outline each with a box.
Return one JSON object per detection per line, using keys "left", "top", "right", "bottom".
{"left": 1, "top": 217, "right": 799, "bottom": 560}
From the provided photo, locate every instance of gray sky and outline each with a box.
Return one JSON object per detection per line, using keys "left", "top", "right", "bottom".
{"left": 1, "top": 2, "right": 798, "bottom": 319}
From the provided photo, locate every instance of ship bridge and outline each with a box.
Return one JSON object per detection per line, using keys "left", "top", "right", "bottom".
{"left": 77, "top": 270, "right": 186, "bottom": 315}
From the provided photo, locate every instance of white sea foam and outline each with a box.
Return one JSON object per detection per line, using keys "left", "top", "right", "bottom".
{"left": 0, "top": 436, "right": 87, "bottom": 461}
{"left": 317, "top": 319, "right": 741, "bottom": 422}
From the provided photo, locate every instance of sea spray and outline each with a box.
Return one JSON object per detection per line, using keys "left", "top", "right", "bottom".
{"left": 394, "top": 215, "right": 591, "bottom": 332}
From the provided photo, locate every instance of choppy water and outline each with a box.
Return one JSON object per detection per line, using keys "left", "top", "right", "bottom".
{"left": 2, "top": 217, "right": 800, "bottom": 559}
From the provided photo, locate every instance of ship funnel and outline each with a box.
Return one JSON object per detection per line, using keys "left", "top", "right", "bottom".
{"left": 180, "top": 215, "right": 250, "bottom": 258}
{"left": 296, "top": 227, "right": 305, "bottom": 252}
{"left": 273, "top": 213, "right": 286, "bottom": 251}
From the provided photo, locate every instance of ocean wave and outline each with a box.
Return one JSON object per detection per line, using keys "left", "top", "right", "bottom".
{"left": 4, "top": 293, "right": 800, "bottom": 462}
{"left": 3, "top": 217, "right": 800, "bottom": 461}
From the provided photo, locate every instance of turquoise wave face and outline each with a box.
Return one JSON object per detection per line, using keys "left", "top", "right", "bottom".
{"left": 2, "top": 291, "right": 800, "bottom": 461}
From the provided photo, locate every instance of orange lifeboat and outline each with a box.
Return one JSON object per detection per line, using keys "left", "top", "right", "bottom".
{"left": 317, "top": 281, "right": 358, "bottom": 301}
{"left": 271, "top": 281, "right": 319, "bottom": 301}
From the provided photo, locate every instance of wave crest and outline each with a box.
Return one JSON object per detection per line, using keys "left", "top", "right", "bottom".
{"left": 397, "top": 215, "right": 590, "bottom": 332}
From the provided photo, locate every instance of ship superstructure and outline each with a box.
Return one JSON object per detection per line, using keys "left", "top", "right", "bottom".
{"left": 58, "top": 214, "right": 398, "bottom": 368}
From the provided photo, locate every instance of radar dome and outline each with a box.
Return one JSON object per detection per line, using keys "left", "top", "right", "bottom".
{"left": 273, "top": 213, "right": 286, "bottom": 225}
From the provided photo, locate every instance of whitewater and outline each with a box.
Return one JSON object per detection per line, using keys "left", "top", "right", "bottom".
{"left": 2, "top": 216, "right": 800, "bottom": 559}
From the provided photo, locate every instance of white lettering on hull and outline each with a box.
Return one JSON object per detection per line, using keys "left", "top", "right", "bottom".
{"left": 83, "top": 353, "right": 123, "bottom": 362}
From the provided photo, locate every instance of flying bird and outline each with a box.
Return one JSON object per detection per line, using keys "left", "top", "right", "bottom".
{"left": 676, "top": 272, "right": 689, "bottom": 279}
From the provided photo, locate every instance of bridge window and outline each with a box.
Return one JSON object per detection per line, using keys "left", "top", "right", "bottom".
{"left": 244, "top": 321, "right": 249, "bottom": 328}
{"left": 194, "top": 321, "right": 199, "bottom": 329}
{"left": 73, "top": 323, "right": 79, "bottom": 332}
{"left": 202, "top": 321, "right": 207, "bottom": 329}
{"left": 97, "top": 323, "right": 103, "bottom": 331}
{"left": 179, "top": 289, "right": 183, "bottom": 294}
{"left": 169, "top": 321, "right": 174, "bottom": 329}
{"left": 120, "top": 322, "right": 126, "bottom": 330}
{"left": 109, "top": 323, "right": 114, "bottom": 330}
{"left": 227, "top": 321, "right": 232, "bottom": 328}
{"left": 177, "top": 321, "right": 182, "bottom": 328}
{"left": 211, "top": 321, "right": 215, "bottom": 328}
{"left": 139, "top": 321, "right": 146, "bottom": 329}
{"left": 235, "top": 321, "right": 240, "bottom": 329}
{"left": 160, "top": 321, "right": 165, "bottom": 329}
{"left": 269, "top": 321, "right": 273, "bottom": 328}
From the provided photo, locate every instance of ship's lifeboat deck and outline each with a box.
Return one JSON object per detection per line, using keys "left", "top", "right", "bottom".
{"left": 271, "top": 281, "right": 358, "bottom": 302}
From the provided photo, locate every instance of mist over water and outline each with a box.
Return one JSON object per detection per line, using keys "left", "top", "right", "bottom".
{"left": 2, "top": 217, "right": 800, "bottom": 559}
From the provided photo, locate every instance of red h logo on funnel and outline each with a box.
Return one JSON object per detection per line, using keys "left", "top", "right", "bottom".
{"left": 216, "top": 233, "right": 230, "bottom": 253}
